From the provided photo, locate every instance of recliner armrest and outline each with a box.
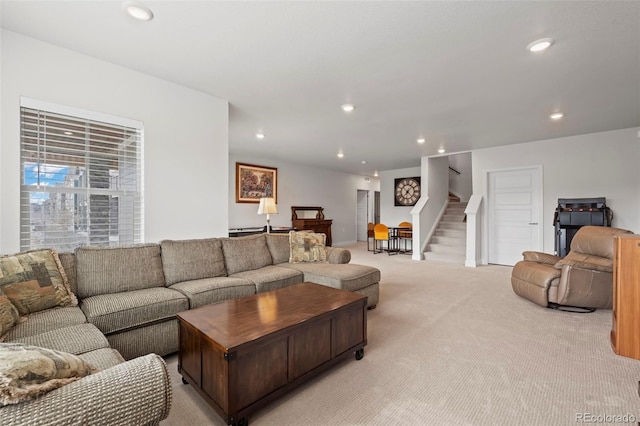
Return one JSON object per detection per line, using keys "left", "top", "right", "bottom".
{"left": 554, "top": 252, "right": 613, "bottom": 273}
{"left": 522, "top": 251, "right": 561, "bottom": 265}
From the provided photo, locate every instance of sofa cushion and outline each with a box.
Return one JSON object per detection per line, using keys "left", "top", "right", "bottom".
{"left": 280, "top": 263, "right": 380, "bottom": 292}
{"left": 0, "top": 249, "right": 77, "bottom": 316}
{"left": 169, "top": 277, "right": 255, "bottom": 309}
{"left": 0, "top": 343, "right": 97, "bottom": 406}
{"left": 265, "top": 233, "right": 291, "bottom": 264}
{"left": 75, "top": 244, "right": 165, "bottom": 299}
{"left": 11, "top": 323, "right": 110, "bottom": 356}
{"left": 106, "top": 319, "right": 178, "bottom": 361}
{"left": 4, "top": 306, "right": 87, "bottom": 341}
{"left": 80, "top": 288, "right": 188, "bottom": 335}
{"left": 78, "top": 348, "right": 125, "bottom": 371}
{"left": 231, "top": 265, "right": 303, "bottom": 293}
{"left": 0, "top": 296, "right": 19, "bottom": 342}
{"left": 221, "top": 234, "right": 273, "bottom": 275}
{"left": 160, "top": 238, "right": 227, "bottom": 285}
{"left": 289, "top": 231, "right": 327, "bottom": 263}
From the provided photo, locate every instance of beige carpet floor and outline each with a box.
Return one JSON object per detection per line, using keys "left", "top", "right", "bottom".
{"left": 161, "top": 242, "right": 640, "bottom": 425}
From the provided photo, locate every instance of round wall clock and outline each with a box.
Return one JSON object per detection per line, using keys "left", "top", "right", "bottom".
{"left": 394, "top": 177, "right": 421, "bottom": 206}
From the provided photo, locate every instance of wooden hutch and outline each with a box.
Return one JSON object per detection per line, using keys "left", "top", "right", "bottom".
{"left": 291, "top": 206, "right": 333, "bottom": 246}
{"left": 611, "top": 234, "right": 640, "bottom": 360}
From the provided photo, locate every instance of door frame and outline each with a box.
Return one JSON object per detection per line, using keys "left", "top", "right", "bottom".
{"left": 356, "top": 189, "right": 369, "bottom": 242}
{"left": 484, "top": 165, "right": 544, "bottom": 265}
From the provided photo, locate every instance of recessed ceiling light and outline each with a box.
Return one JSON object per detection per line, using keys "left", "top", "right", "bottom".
{"left": 341, "top": 104, "right": 355, "bottom": 112}
{"left": 256, "top": 132, "right": 265, "bottom": 139}
{"left": 527, "top": 38, "right": 554, "bottom": 53}
{"left": 337, "top": 151, "right": 344, "bottom": 158}
{"left": 438, "top": 147, "right": 445, "bottom": 154}
{"left": 361, "top": 160, "right": 367, "bottom": 164}
{"left": 417, "top": 138, "right": 426, "bottom": 144}
{"left": 374, "top": 171, "right": 379, "bottom": 177}
{"left": 549, "top": 112, "right": 564, "bottom": 120}
{"left": 123, "top": 1, "right": 154, "bottom": 21}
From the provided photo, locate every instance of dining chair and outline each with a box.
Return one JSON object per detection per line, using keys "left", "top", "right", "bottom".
{"left": 367, "top": 222, "right": 375, "bottom": 252}
{"left": 373, "top": 224, "right": 390, "bottom": 254}
{"left": 397, "top": 221, "right": 412, "bottom": 253}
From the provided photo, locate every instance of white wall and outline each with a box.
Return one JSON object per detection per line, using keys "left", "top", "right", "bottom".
{"left": 448, "top": 152, "right": 472, "bottom": 202}
{"left": 229, "top": 155, "right": 379, "bottom": 246}
{"left": 0, "top": 30, "right": 229, "bottom": 253}
{"left": 472, "top": 127, "right": 640, "bottom": 261}
{"left": 379, "top": 166, "right": 421, "bottom": 227}
{"left": 418, "top": 156, "right": 449, "bottom": 249}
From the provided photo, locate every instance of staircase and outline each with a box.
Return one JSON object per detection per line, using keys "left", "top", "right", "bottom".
{"left": 424, "top": 201, "right": 467, "bottom": 263}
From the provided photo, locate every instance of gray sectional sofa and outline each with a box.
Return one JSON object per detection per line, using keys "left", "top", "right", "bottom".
{"left": 1, "top": 232, "right": 380, "bottom": 425}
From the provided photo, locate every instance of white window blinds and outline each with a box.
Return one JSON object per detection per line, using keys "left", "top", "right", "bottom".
{"left": 20, "top": 103, "right": 143, "bottom": 251}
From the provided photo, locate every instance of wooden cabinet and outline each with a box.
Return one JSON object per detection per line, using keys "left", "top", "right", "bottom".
{"left": 611, "top": 234, "right": 640, "bottom": 360}
{"left": 291, "top": 206, "right": 333, "bottom": 246}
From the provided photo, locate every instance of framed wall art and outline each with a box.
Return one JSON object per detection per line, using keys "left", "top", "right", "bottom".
{"left": 235, "top": 162, "right": 278, "bottom": 203}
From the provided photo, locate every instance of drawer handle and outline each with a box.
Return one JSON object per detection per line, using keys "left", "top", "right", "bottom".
{"left": 529, "top": 222, "right": 538, "bottom": 225}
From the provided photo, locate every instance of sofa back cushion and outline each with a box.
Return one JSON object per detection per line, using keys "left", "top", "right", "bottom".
{"left": 265, "top": 233, "right": 291, "bottom": 265}
{"left": 75, "top": 244, "right": 165, "bottom": 298}
{"left": 221, "top": 234, "right": 273, "bottom": 275}
{"left": 160, "top": 238, "right": 227, "bottom": 285}
{"left": 58, "top": 252, "right": 77, "bottom": 295}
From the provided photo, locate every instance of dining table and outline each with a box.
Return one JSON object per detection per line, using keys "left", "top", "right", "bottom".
{"left": 386, "top": 226, "right": 412, "bottom": 255}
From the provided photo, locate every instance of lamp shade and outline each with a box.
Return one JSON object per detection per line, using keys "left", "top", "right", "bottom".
{"left": 257, "top": 197, "right": 278, "bottom": 215}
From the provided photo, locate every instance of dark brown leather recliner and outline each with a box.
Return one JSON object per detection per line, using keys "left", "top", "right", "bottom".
{"left": 511, "top": 225, "right": 633, "bottom": 310}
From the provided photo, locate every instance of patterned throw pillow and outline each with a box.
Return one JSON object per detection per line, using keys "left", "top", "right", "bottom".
{"left": 289, "top": 231, "right": 328, "bottom": 264}
{"left": 0, "top": 296, "right": 19, "bottom": 341}
{"left": 0, "top": 250, "right": 77, "bottom": 316}
{"left": 0, "top": 343, "right": 97, "bottom": 406}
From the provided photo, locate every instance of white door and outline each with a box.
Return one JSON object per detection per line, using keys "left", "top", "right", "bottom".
{"left": 488, "top": 167, "right": 542, "bottom": 266}
{"left": 356, "top": 190, "right": 368, "bottom": 242}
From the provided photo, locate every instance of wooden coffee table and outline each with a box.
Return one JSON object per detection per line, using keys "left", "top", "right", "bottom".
{"left": 177, "top": 282, "right": 368, "bottom": 426}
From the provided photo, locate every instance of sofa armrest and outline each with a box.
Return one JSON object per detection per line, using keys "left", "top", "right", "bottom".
{"left": 521, "top": 251, "right": 561, "bottom": 265}
{"left": 326, "top": 247, "right": 351, "bottom": 264}
{"left": 0, "top": 354, "right": 172, "bottom": 426}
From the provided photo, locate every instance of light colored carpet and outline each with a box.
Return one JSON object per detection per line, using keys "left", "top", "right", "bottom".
{"left": 162, "top": 242, "right": 640, "bottom": 425}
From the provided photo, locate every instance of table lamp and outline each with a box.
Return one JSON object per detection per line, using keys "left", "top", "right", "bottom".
{"left": 257, "top": 197, "right": 278, "bottom": 233}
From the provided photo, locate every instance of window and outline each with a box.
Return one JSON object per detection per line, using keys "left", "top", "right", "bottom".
{"left": 20, "top": 98, "right": 143, "bottom": 251}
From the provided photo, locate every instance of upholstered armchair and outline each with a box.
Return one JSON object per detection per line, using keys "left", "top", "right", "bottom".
{"left": 511, "top": 225, "right": 633, "bottom": 311}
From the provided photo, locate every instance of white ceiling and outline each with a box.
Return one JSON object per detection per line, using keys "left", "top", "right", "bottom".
{"left": 2, "top": 1, "right": 639, "bottom": 177}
